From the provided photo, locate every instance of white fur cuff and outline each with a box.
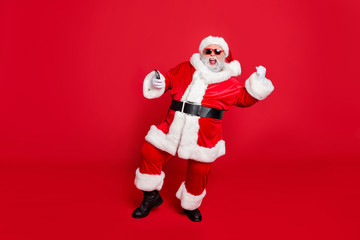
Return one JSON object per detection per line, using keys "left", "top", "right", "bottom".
{"left": 134, "top": 168, "right": 165, "bottom": 191}
{"left": 176, "top": 182, "right": 206, "bottom": 210}
{"left": 143, "top": 71, "right": 166, "bottom": 99}
{"left": 245, "top": 72, "right": 274, "bottom": 100}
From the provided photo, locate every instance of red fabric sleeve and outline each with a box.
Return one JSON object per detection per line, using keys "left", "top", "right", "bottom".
{"left": 163, "top": 62, "right": 188, "bottom": 93}
{"left": 163, "top": 71, "right": 172, "bottom": 92}
{"left": 233, "top": 87, "right": 258, "bottom": 107}
{"left": 164, "top": 63, "right": 183, "bottom": 92}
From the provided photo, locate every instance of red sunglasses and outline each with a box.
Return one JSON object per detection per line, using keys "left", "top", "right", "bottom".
{"left": 204, "top": 48, "right": 223, "bottom": 55}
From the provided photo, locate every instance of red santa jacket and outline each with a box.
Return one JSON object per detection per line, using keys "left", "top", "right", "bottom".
{"left": 142, "top": 53, "right": 273, "bottom": 163}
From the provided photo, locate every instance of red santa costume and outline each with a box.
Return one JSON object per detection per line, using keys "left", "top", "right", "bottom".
{"left": 134, "top": 36, "right": 274, "bottom": 211}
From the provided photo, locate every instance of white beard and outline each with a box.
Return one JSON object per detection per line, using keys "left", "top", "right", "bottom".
{"left": 200, "top": 54, "right": 225, "bottom": 72}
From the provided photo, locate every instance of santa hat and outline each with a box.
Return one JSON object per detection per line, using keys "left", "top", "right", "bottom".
{"left": 199, "top": 36, "right": 230, "bottom": 58}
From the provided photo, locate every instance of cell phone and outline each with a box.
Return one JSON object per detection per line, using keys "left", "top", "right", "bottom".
{"left": 154, "top": 69, "right": 160, "bottom": 79}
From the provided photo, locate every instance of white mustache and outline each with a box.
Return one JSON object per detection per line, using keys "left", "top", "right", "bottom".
{"left": 200, "top": 54, "right": 224, "bottom": 72}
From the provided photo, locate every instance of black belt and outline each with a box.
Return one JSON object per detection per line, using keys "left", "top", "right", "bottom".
{"left": 170, "top": 100, "right": 223, "bottom": 120}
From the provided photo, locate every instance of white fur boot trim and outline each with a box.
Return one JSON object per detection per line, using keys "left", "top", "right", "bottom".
{"left": 176, "top": 181, "right": 206, "bottom": 210}
{"left": 134, "top": 168, "right": 165, "bottom": 191}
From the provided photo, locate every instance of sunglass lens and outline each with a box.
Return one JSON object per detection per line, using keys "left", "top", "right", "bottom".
{"left": 214, "top": 49, "right": 222, "bottom": 55}
{"left": 205, "top": 49, "right": 212, "bottom": 55}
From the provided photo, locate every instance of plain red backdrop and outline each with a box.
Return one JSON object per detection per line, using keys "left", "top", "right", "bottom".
{"left": 1, "top": 0, "right": 360, "bottom": 239}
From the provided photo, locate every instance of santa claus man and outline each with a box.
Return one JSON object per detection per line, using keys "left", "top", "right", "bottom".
{"left": 132, "top": 36, "right": 274, "bottom": 222}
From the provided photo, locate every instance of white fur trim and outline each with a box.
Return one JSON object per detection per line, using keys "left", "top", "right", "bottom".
{"left": 134, "top": 168, "right": 165, "bottom": 191}
{"left": 188, "top": 140, "right": 226, "bottom": 163}
{"left": 228, "top": 60, "right": 241, "bottom": 76}
{"left": 190, "top": 53, "right": 241, "bottom": 84}
{"left": 177, "top": 114, "right": 200, "bottom": 159}
{"left": 145, "top": 111, "right": 186, "bottom": 156}
{"left": 245, "top": 72, "right": 274, "bottom": 100}
{"left": 180, "top": 70, "right": 208, "bottom": 103}
{"left": 143, "top": 70, "right": 166, "bottom": 99}
{"left": 199, "top": 36, "right": 229, "bottom": 57}
{"left": 176, "top": 182, "right": 206, "bottom": 210}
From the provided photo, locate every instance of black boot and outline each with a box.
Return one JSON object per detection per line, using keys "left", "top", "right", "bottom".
{"left": 132, "top": 190, "right": 163, "bottom": 219}
{"left": 183, "top": 208, "right": 202, "bottom": 222}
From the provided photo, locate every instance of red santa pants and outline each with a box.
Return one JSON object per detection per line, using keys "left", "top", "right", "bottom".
{"left": 136, "top": 141, "right": 212, "bottom": 199}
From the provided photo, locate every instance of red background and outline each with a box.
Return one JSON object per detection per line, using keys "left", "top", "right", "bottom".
{"left": 1, "top": 0, "right": 360, "bottom": 239}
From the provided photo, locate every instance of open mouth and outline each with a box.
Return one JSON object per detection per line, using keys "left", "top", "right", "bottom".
{"left": 209, "top": 59, "right": 217, "bottom": 65}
